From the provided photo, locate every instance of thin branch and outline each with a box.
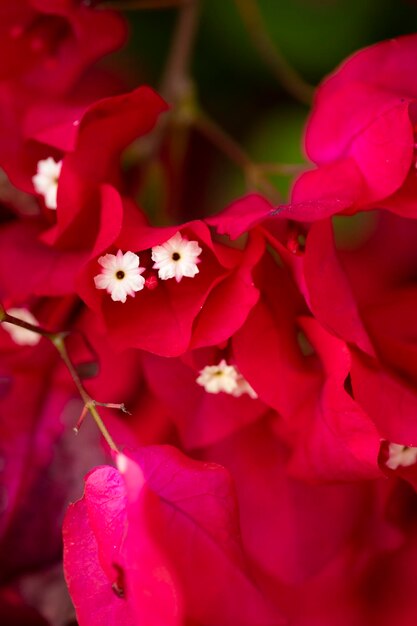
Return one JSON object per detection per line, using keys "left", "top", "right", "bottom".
{"left": 257, "top": 162, "right": 307, "bottom": 176}
{"left": 0, "top": 306, "right": 119, "bottom": 452}
{"left": 193, "top": 113, "right": 282, "bottom": 203}
{"left": 160, "top": 0, "right": 200, "bottom": 103}
{"left": 95, "top": 401, "right": 132, "bottom": 415}
{"left": 96, "top": 0, "right": 191, "bottom": 9}
{"left": 234, "top": 0, "right": 314, "bottom": 106}
{"left": 52, "top": 336, "right": 119, "bottom": 452}
{"left": 132, "top": 0, "right": 200, "bottom": 168}
{"left": 1, "top": 312, "right": 60, "bottom": 340}
{"left": 194, "top": 114, "right": 252, "bottom": 172}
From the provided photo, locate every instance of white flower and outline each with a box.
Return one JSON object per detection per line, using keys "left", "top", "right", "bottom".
{"left": 233, "top": 376, "right": 258, "bottom": 399}
{"left": 2, "top": 308, "right": 41, "bottom": 346}
{"left": 32, "top": 157, "right": 62, "bottom": 209}
{"left": 196, "top": 359, "right": 258, "bottom": 399}
{"left": 197, "top": 360, "right": 239, "bottom": 394}
{"left": 151, "top": 231, "right": 202, "bottom": 283}
{"left": 386, "top": 442, "right": 417, "bottom": 470}
{"left": 94, "top": 250, "right": 145, "bottom": 303}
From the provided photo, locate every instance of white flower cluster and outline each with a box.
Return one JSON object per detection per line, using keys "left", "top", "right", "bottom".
{"left": 94, "top": 232, "right": 202, "bottom": 303}
{"left": 31, "top": 157, "right": 203, "bottom": 304}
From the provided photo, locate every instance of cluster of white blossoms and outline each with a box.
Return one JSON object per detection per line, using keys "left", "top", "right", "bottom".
{"left": 32, "top": 157, "right": 62, "bottom": 210}
{"left": 94, "top": 232, "right": 202, "bottom": 302}
{"left": 196, "top": 359, "right": 258, "bottom": 399}
{"left": 2, "top": 308, "right": 41, "bottom": 346}
{"left": 386, "top": 442, "right": 417, "bottom": 470}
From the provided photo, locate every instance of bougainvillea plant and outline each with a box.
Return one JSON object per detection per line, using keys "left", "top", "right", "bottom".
{"left": 2, "top": 0, "right": 417, "bottom": 624}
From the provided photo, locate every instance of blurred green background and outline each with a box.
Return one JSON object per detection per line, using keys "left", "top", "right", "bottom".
{"left": 109, "top": 0, "right": 417, "bottom": 215}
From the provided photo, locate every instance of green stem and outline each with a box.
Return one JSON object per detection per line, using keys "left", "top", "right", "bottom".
{"left": 51, "top": 335, "right": 119, "bottom": 452}
{"left": 131, "top": 0, "right": 200, "bottom": 166}
{"left": 1, "top": 309, "right": 56, "bottom": 339}
{"left": 87, "top": 404, "right": 119, "bottom": 452}
{"left": 0, "top": 305, "right": 119, "bottom": 452}
{"left": 160, "top": 0, "right": 200, "bottom": 103}
{"left": 99, "top": 0, "right": 191, "bottom": 9}
{"left": 234, "top": 0, "right": 314, "bottom": 106}
{"left": 258, "top": 162, "right": 307, "bottom": 176}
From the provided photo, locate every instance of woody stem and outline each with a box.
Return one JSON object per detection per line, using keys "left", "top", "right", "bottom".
{"left": 0, "top": 306, "right": 119, "bottom": 452}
